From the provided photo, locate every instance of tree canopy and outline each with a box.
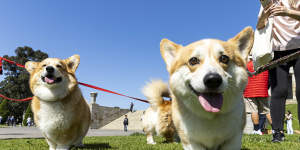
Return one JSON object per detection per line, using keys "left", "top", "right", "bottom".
{"left": 0, "top": 46, "right": 48, "bottom": 121}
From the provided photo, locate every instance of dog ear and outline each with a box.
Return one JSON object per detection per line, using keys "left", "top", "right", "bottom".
{"left": 25, "top": 61, "right": 38, "bottom": 74}
{"left": 160, "top": 39, "right": 182, "bottom": 72}
{"left": 65, "top": 54, "right": 80, "bottom": 73}
{"left": 228, "top": 27, "right": 254, "bottom": 61}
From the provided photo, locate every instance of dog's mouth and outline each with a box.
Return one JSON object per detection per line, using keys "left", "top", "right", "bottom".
{"left": 189, "top": 84, "right": 223, "bottom": 113}
{"left": 41, "top": 75, "right": 62, "bottom": 85}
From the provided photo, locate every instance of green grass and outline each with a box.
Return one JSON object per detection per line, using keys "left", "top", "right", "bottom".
{"left": 0, "top": 134, "right": 300, "bottom": 150}
{"left": 0, "top": 104, "right": 299, "bottom": 150}
{"left": 0, "top": 135, "right": 182, "bottom": 150}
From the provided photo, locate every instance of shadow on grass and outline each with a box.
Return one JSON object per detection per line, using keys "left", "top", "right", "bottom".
{"left": 75, "top": 143, "right": 116, "bottom": 149}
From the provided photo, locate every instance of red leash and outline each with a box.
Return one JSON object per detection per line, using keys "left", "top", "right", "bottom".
{"left": 0, "top": 57, "right": 149, "bottom": 103}
{"left": 0, "top": 94, "right": 32, "bottom": 101}
{"left": 78, "top": 82, "right": 149, "bottom": 103}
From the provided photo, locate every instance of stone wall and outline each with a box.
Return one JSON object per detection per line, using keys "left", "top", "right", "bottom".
{"left": 90, "top": 103, "right": 130, "bottom": 129}
{"left": 89, "top": 92, "right": 130, "bottom": 129}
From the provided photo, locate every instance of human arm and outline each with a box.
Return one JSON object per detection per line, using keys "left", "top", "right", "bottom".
{"left": 257, "top": 6, "right": 271, "bottom": 29}
{"left": 269, "top": 2, "right": 300, "bottom": 21}
{"left": 257, "top": 5, "right": 270, "bottom": 30}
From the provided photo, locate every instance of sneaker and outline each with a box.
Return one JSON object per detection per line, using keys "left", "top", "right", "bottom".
{"left": 272, "top": 131, "right": 284, "bottom": 143}
{"left": 257, "top": 130, "right": 263, "bottom": 135}
{"left": 252, "top": 130, "right": 263, "bottom": 135}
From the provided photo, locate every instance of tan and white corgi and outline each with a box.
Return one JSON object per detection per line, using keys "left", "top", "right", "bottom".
{"left": 141, "top": 80, "right": 176, "bottom": 144}
{"left": 158, "top": 27, "right": 254, "bottom": 150}
{"left": 25, "top": 55, "right": 91, "bottom": 150}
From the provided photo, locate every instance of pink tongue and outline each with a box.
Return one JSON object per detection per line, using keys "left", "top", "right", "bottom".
{"left": 198, "top": 93, "right": 223, "bottom": 113}
{"left": 45, "top": 77, "right": 55, "bottom": 84}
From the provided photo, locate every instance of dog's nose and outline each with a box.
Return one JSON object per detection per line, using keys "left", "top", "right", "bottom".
{"left": 203, "top": 73, "right": 222, "bottom": 89}
{"left": 46, "top": 66, "right": 55, "bottom": 73}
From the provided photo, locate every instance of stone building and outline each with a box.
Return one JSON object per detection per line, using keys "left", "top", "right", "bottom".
{"left": 89, "top": 92, "right": 130, "bottom": 129}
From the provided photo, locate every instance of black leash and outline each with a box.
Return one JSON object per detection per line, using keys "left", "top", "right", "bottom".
{"left": 248, "top": 51, "right": 300, "bottom": 76}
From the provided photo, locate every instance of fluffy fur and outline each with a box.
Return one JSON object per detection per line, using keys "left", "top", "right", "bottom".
{"left": 25, "top": 55, "right": 91, "bottom": 150}
{"left": 141, "top": 80, "right": 176, "bottom": 144}
{"left": 158, "top": 27, "right": 254, "bottom": 150}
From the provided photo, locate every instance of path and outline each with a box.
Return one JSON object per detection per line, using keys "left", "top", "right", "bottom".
{"left": 0, "top": 127, "right": 142, "bottom": 140}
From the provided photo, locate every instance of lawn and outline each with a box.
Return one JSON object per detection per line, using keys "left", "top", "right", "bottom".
{"left": 0, "top": 134, "right": 300, "bottom": 150}
{"left": 0, "top": 104, "right": 299, "bottom": 150}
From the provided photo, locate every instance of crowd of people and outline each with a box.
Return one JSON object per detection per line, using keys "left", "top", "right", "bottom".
{"left": 0, "top": 115, "right": 34, "bottom": 127}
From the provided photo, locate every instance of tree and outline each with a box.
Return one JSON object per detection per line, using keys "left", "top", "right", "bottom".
{"left": 0, "top": 46, "right": 48, "bottom": 121}
{"left": 0, "top": 100, "right": 10, "bottom": 124}
{"left": 22, "top": 104, "right": 33, "bottom": 126}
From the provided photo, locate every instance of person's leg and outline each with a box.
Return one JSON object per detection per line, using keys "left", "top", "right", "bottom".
{"left": 292, "top": 57, "right": 300, "bottom": 126}
{"left": 245, "top": 98, "right": 259, "bottom": 132}
{"left": 270, "top": 62, "right": 290, "bottom": 132}
{"left": 270, "top": 51, "right": 292, "bottom": 142}
{"left": 252, "top": 112, "right": 260, "bottom": 130}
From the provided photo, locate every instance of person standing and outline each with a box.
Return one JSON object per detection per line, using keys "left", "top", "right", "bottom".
{"left": 244, "top": 57, "right": 272, "bottom": 135}
{"left": 286, "top": 110, "right": 293, "bottom": 134}
{"left": 0, "top": 115, "right": 2, "bottom": 124}
{"left": 129, "top": 102, "right": 134, "bottom": 112}
{"left": 27, "top": 117, "right": 32, "bottom": 127}
{"left": 123, "top": 115, "right": 129, "bottom": 132}
{"left": 257, "top": 0, "right": 300, "bottom": 142}
{"left": 10, "top": 116, "right": 15, "bottom": 126}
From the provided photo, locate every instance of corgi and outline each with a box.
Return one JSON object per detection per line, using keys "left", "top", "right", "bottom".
{"left": 25, "top": 55, "right": 91, "bottom": 150}
{"left": 158, "top": 27, "right": 254, "bottom": 150}
{"left": 141, "top": 80, "right": 176, "bottom": 144}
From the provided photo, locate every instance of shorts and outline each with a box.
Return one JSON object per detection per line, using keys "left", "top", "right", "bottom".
{"left": 244, "top": 97, "right": 270, "bottom": 114}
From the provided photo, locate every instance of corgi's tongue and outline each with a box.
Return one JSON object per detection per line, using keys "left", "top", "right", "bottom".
{"left": 45, "top": 77, "right": 55, "bottom": 84}
{"left": 198, "top": 93, "right": 223, "bottom": 113}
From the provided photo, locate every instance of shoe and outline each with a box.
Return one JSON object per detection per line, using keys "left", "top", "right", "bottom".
{"left": 252, "top": 130, "right": 263, "bottom": 135}
{"left": 257, "top": 130, "right": 263, "bottom": 135}
{"left": 272, "top": 131, "right": 284, "bottom": 143}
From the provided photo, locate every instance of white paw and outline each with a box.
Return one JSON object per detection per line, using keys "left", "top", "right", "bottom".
{"left": 147, "top": 142, "right": 156, "bottom": 145}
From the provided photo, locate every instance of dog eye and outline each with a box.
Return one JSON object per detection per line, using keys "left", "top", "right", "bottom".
{"left": 189, "top": 57, "right": 200, "bottom": 66}
{"left": 56, "top": 65, "right": 62, "bottom": 68}
{"left": 42, "top": 64, "right": 46, "bottom": 67}
{"left": 219, "top": 55, "right": 229, "bottom": 64}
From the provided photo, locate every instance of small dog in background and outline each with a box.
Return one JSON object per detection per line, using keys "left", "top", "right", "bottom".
{"left": 141, "top": 80, "right": 176, "bottom": 144}
{"left": 25, "top": 55, "right": 91, "bottom": 150}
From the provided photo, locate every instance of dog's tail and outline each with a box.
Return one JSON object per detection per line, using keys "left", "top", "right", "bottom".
{"left": 142, "top": 80, "right": 170, "bottom": 108}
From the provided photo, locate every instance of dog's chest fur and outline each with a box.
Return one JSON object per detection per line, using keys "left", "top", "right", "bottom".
{"left": 173, "top": 95, "right": 245, "bottom": 148}
{"left": 37, "top": 101, "right": 74, "bottom": 136}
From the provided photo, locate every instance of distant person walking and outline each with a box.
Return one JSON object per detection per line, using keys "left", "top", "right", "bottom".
{"left": 130, "top": 102, "right": 134, "bottom": 112}
{"left": 286, "top": 110, "right": 293, "bottom": 134}
{"left": 10, "top": 116, "right": 15, "bottom": 126}
{"left": 27, "top": 117, "right": 32, "bottom": 127}
{"left": 244, "top": 57, "right": 272, "bottom": 135}
{"left": 0, "top": 115, "right": 2, "bottom": 124}
{"left": 123, "top": 115, "right": 129, "bottom": 132}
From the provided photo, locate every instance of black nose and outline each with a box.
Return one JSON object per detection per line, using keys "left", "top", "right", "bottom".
{"left": 203, "top": 73, "right": 222, "bottom": 89}
{"left": 46, "top": 66, "right": 54, "bottom": 73}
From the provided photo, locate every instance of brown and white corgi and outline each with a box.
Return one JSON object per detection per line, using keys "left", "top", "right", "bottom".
{"left": 25, "top": 55, "right": 91, "bottom": 150}
{"left": 141, "top": 80, "right": 176, "bottom": 144}
{"left": 157, "top": 27, "right": 254, "bottom": 150}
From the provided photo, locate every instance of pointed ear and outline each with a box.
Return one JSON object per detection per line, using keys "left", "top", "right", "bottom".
{"left": 64, "top": 54, "right": 80, "bottom": 73}
{"left": 160, "top": 39, "right": 182, "bottom": 72}
{"left": 25, "top": 61, "right": 38, "bottom": 74}
{"left": 228, "top": 27, "right": 254, "bottom": 60}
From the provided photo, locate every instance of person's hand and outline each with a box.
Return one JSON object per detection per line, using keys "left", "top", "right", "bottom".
{"left": 269, "top": 2, "right": 291, "bottom": 17}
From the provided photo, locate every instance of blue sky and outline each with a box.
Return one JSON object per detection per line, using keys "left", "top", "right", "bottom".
{"left": 0, "top": 0, "right": 261, "bottom": 110}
